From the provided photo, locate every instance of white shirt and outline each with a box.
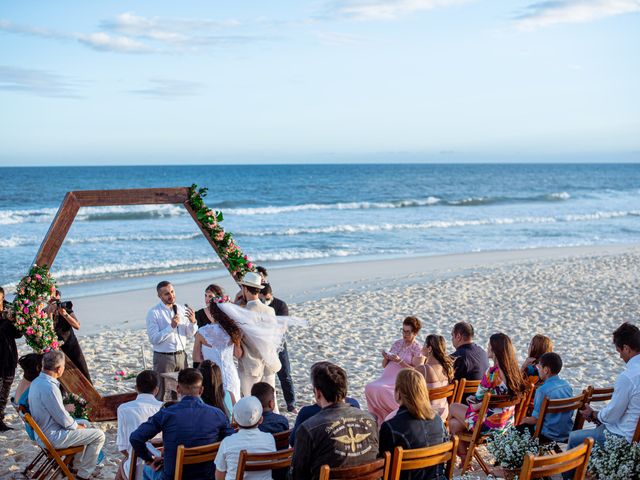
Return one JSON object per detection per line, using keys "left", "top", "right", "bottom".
{"left": 597, "top": 354, "right": 640, "bottom": 442}
{"left": 116, "top": 393, "right": 163, "bottom": 479}
{"left": 214, "top": 428, "right": 276, "bottom": 480}
{"left": 146, "top": 302, "right": 198, "bottom": 353}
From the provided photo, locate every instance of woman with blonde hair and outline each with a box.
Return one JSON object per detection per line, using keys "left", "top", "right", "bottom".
{"left": 521, "top": 334, "right": 553, "bottom": 385}
{"left": 379, "top": 369, "right": 447, "bottom": 480}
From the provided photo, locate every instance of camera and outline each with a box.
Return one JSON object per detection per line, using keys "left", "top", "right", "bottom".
{"left": 56, "top": 300, "right": 73, "bottom": 312}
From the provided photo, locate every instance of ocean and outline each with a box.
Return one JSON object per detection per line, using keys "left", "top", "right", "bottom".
{"left": 1, "top": 163, "right": 639, "bottom": 296}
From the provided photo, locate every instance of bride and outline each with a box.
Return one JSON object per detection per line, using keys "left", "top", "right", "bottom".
{"left": 193, "top": 294, "right": 243, "bottom": 401}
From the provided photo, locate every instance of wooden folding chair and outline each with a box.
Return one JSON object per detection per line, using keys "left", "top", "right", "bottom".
{"left": 235, "top": 448, "right": 293, "bottom": 479}
{"left": 388, "top": 437, "right": 459, "bottom": 480}
{"left": 518, "top": 438, "right": 594, "bottom": 480}
{"left": 174, "top": 441, "right": 221, "bottom": 479}
{"left": 272, "top": 429, "right": 292, "bottom": 450}
{"left": 533, "top": 392, "right": 588, "bottom": 440}
{"left": 458, "top": 393, "right": 521, "bottom": 474}
{"left": 453, "top": 379, "right": 481, "bottom": 404}
{"left": 428, "top": 381, "right": 457, "bottom": 427}
{"left": 573, "top": 386, "right": 614, "bottom": 430}
{"left": 14, "top": 405, "right": 49, "bottom": 479}
{"left": 21, "top": 411, "right": 84, "bottom": 480}
{"left": 633, "top": 415, "right": 640, "bottom": 443}
{"left": 318, "top": 451, "right": 391, "bottom": 480}
{"left": 515, "top": 382, "right": 537, "bottom": 425}
{"left": 129, "top": 439, "right": 163, "bottom": 480}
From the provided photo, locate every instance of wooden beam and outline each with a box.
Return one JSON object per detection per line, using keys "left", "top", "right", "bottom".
{"left": 72, "top": 187, "right": 189, "bottom": 207}
{"left": 183, "top": 201, "right": 242, "bottom": 284}
{"left": 34, "top": 192, "right": 80, "bottom": 268}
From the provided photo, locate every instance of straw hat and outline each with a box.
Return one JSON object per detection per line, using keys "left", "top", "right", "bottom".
{"left": 238, "top": 271, "right": 264, "bottom": 289}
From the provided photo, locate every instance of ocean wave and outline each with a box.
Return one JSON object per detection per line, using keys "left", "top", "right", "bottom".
{"left": 66, "top": 233, "right": 201, "bottom": 245}
{"left": 0, "top": 205, "right": 185, "bottom": 225}
{"left": 237, "top": 209, "right": 640, "bottom": 237}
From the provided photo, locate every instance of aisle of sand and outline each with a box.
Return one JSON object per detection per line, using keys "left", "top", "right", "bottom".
{"left": 1, "top": 244, "right": 638, "bottom": 478}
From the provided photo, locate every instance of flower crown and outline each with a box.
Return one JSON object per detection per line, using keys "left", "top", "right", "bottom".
{"left": 211, "top": 295, "right": 230, "bottom": 304}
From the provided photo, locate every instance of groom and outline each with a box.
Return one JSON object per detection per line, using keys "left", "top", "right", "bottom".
{"left": 237, "top": 272, "right": 281, "bottom": 411}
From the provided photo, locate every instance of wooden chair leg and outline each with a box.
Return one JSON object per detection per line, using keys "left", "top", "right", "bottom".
{"left": 461, "top": 442, "right": 475, "bottom": 473}
{"left": 474, "top": 450, "right": 491, "bottom": 474}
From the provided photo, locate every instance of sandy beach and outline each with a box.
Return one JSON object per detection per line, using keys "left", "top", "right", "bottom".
{"left": 1, "top": 244, "right": 638, "bottom": 478}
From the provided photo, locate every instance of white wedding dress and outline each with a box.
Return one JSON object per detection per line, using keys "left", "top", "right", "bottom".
{"left": 198, "top": 323, "right": 241, "bottom": 401}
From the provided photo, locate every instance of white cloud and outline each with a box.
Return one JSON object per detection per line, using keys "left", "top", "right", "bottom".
{"left": 514, "top": 0, "right": 640, "bottom": 30}
{"left": 326, "top": 0, "right": 468, "bottom": 20}
{"left": 128, "top": 78, "right": 204, "bottom": 98}
{"left": 315, "top": 31, "right": 367, "bottom": 46}
{"left": 76, "top": 32, "right": 154, "bottom": 53}
{"left": 0, "top": 65, "right": 81, "bottom": 98}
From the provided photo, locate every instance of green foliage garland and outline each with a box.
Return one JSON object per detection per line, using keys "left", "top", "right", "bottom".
{"left": 11, "top": 264, "right": 60, "bottom": 353}
{"left": 188, "top": 184, "right": 255, "bottom": 280}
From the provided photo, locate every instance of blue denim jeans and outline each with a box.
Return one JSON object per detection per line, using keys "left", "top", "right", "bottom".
{"left": 562, "top": 425, "right": 608, "bottom": 479}
{"left": 142, "top": 465, "right": 165, "bottom": 480}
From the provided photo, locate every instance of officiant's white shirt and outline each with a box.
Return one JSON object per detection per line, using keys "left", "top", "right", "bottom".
{"left": 146, "top": 302, "right": 197, "bottom": 353}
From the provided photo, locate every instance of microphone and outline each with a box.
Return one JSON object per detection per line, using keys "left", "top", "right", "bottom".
{"left": 172, "top": 305, "right": 178, "bottom": 315}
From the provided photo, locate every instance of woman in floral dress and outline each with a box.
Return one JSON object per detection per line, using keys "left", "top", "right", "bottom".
{"left": 448, "top": 333, "right": 527, "bottom": 462}
{"left": 365, "top": 316, "right": 424, "bottom": 424}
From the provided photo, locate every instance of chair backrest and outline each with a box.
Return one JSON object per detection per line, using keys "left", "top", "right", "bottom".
{"left": 235, "top": 448, "right": 294, "bottom": 480}
{"left": 454, "top": 379, "right": 481, "bottom": 404}
{"left": 533, "top": 391, "right": 588, "bottom": 438}
{"left": 428, "top": 381, "right": 458, "bottom": 404}
{"left": 318, "top": 451, "right": 391, "bottom": 480}
{"left": 467, "top": 393, "right": 521, "bottom": 445}
{"left": 515, "top": 382, "right": 537, "bottom": 425}
{"left": 174, "top": 442, "right": 221, "bottom": 479}
{"left": 633, "top": 415, "right": 640, "bottom": 443}
{"left": 574, "top": 386, "right": 614, "bottom": 430}
{"left": 21, "top": 411, "right": 78, "bottom": 479}
{"left": 129, "top": 447, "right": 138, "bottom": 480}
{"left": 273, "top": 429, "right": 292, "bottom": 450}
{"left": 518, "top": 438, "right": 594, "bottom": 480}
{"left": 389, "top": 437, "right": 459, "bottom": 480}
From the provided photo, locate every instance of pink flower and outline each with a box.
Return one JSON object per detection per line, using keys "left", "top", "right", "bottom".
{"left": 26, "top": 327, "right": 34, "bottom": 335}
{"left": 23, "top": 299, "right": 30, "bottom": 305}
{"left": 51, "top": 341, "right": 59, "bottom": 349}
{"left": 23, "top": 307, "right": 29, "bottom": 314}
{"left": 247, "top": 262, "right": 253, "bottom": 269}
{"left": 26, "top": 277, "right": 31, "bottom": 283}
{"left": 215, "top": 232, "right": 224, "bottom": 241}
{"left": 35, "top": 274, "right": 42, "bottom": 281}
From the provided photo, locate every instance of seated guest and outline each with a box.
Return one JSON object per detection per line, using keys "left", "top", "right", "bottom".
{"left": 130, "top": 368, "right": 234, "bottom": 480}
{"left": 290, "top": 362, "right": 378, "bottom": 479}
{"left": 451, "top": 322, "right": 489, "bottom": 381}
{"left": 14, "top": 353, "right": 42, "bottom": 440}
{"left": 416, "top": 334, "right": 454, "bottom": 420}
{"left": 379, "top": 369, "right": 447, "bottom": 480}
{"left": 116, "top": 370, "right": 163, "bottom": 480}
{"left": 289, "top": 362, "right": 360, "bottom": 446}
{"left": 199, "top": 360, "right": 234, "bottom": 420}
{"left": 251, "top": 381, "right": 289, "bottom": 434}
{"left": 521, "top": 334, "right": 553, "bottom": 385}
{"left": 563, "top": 323, "right": 640, "bottom": 479}
{"left": 214, "top": 396, "right": 276, "bottom": 480}
{"left": 365, "top": 316, "right": 424, "bottom": 424}
{"left": 449, "top": 333, "right": 526, "bottom": 463}
{"left": 517, "top": 352, "right": 573, "bottom": 442}
{"left": 29, "top": 351, "right": 105, "bottom": 480}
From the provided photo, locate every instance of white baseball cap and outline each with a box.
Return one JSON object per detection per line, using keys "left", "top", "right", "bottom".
{"left": 233, "top": 396, "right": 263, "bottom": 427}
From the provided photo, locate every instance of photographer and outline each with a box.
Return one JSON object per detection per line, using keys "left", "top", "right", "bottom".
{"left": 48, "top": 290, "right": 92, "bottom": 384}
{"left": 0, "top": 286, "right": 22, "bottom": 431}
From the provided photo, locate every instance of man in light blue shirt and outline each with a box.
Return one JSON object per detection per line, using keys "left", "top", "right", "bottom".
{"left": 29, "top": 350, "right": 105, "bottom": 480}
{"left": 519, "top": 352, "right": 574, "bottom": 442}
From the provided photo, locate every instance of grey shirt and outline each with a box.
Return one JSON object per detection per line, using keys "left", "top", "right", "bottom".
{"left": 28, "top": 372, "right": 78, "bottom": 444}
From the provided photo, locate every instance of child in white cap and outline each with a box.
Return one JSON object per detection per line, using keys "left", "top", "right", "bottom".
{"left": 214, "top": 396, "right": 276, "bottom": 479}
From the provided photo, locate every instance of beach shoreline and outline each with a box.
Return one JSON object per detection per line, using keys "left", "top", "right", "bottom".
{"left": 1, "top": 243, "right": 639, "bottom": 478}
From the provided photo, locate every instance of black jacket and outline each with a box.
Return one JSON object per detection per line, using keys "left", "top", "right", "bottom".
{"left": 0, "top": 300, "right": 23, "bottom": 377}
{"left": 269, "top": 297, "right": 289, "bottom": 316}
{"left": 379, "top": 407, "right": 447, "bottom": 480}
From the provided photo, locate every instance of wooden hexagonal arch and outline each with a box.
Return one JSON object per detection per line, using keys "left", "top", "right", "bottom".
{"left": 34, "top": 187, "right": 241, "bottom": 420}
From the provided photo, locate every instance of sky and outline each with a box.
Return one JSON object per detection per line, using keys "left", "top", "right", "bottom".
{"left": 0, "top": 0, "right": 639, "bottom": 165}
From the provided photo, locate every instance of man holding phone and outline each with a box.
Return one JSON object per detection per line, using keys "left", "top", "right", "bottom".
{"left": 146, "top": 281, "right": 197, "bottom": 401}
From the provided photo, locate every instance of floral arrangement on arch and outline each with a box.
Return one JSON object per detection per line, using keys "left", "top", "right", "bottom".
{"left": 188, "top": 184, "right": 255, "bottom": 280}
{"left": 63, "top": 392, "right": 90, "bottom": 420}
{"left": 11, "top": 264, "right": 60, "bottom": 353}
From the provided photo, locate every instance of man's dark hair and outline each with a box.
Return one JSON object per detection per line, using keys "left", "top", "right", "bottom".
{"left": 244, "top": 285, "right": 261, "bottom": 295}
{"left": 539, "top": 352, "right": 563, "bottom": 375}
{"left": 156, "top": 281, "right": 172, "bottom": 292}
{"left": 178, "top": 368, "right": 203, "bottom": 389}
{"left": 453, "top": 322, "right": 474, "bottom": 339}
{"left": 261, "top": 283, "right": 273, "bottom": 296}
{"left": 136, "top": 370, "right": 159, "bottom": 394}
{"left": 613, "top": 322, "right": 640, "bottom": 352}
{"left": 256, "top": 266, "right": 268, "bottom": 277}
{"left": 311, "top": 362, "right": 348, "bottom": 403}
{"left": 251, "top": 381, "right": 275, "bottom": 409}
